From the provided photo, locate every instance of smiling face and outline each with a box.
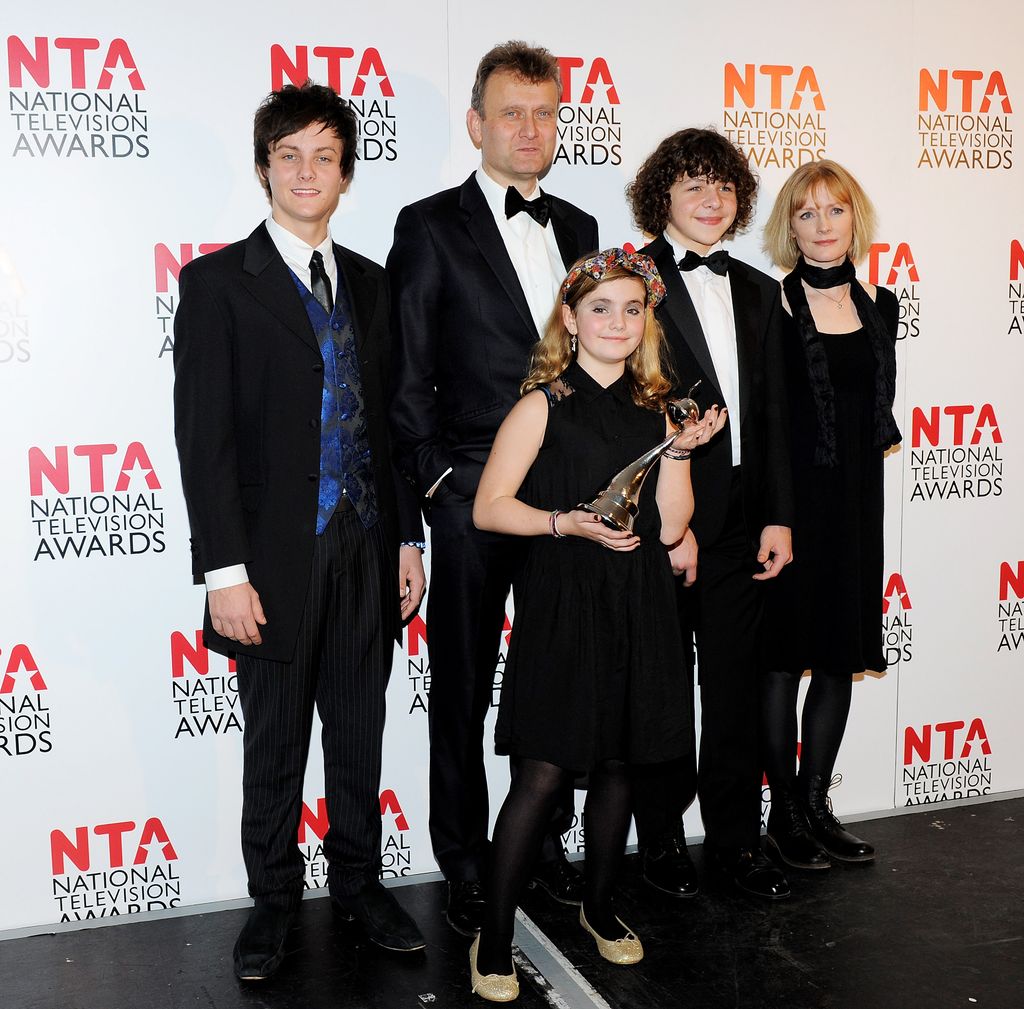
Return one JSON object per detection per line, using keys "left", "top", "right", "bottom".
{"left": 790, "top": 183, "right": 854, "bottom": 269}
{"left": 260, "top": 122, "right": 346, "bottom": 245}
{"left": 467, "top": 69, "right": 559, "bottom": 190}
{"left": 664, "top": 173, "right": 738, "bottom": 254}
{"left": 563, "top": 276, "right": 647, "bottom": 380}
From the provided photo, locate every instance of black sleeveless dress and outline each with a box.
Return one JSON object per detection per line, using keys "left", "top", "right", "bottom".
{"left": 764, "top": 287, "right": 898, "bottom": 675}
{"left": 494, "top": 362, "right": 693, "bottom": 772}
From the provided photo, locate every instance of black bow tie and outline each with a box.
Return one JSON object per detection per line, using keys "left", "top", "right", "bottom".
{"left": 678, "top": 249, "right": 730, "bottom": 276}
{"left": 505, "top": 186, "right": 551, "bottom": 227}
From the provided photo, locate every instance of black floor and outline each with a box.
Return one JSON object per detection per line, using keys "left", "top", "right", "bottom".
{"left": 3, "top": 797, "right": 1022, "bottom": 1009}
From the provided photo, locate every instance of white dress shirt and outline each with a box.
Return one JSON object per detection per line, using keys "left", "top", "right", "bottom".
{"left": 204, "top": 217, "right": 337, "bottom": 591}
{"left": 475, "top": 166, "right": 564, "bottom": 336}
{"left": 664, "top": 233, "right": 742, "bottom": 466}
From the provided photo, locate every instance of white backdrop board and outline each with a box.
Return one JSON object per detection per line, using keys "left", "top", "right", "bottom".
{"left": 1, "top": 0, "right": 1021, "bottom": 933}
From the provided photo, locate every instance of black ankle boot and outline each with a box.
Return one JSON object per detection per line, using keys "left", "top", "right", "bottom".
{"left": 765, "top": 789, "right": 831, "bottom": 870}
{"left": 803, "top": 775, "right": 875, "bottom": 863}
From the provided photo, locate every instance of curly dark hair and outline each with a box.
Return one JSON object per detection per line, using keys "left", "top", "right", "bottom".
{"left": 627, "top": 127, "right": 758, "bottom": 238}
{"left": 253, "top": 80, "right": 359, "bottom": 199}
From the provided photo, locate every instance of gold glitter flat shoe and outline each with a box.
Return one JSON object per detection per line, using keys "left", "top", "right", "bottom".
{"left": 469, "top": 935, "right": 519, "bottom": 1002}
{"left": 579, "top": 907, "right": 644, "bottom": 965}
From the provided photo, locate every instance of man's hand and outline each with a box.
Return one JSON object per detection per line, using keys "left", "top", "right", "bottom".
{"left": 399, "top": 545, "right": 426, "bottom": 621}
{"left": 753, "top": 525, "right": 793, "bottom": 581}
{"left": 208, "top": 582, "right": 267, "bottom": 645}
{"left": 667, "top": 527, "right": 699, "bottom": 585}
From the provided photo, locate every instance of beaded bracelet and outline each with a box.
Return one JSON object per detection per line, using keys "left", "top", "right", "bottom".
{"left": 663, "top": 447, "right": 691, "bottom": 461}
{"left": 549, "top": 509, "right": 566, "bottom": 538}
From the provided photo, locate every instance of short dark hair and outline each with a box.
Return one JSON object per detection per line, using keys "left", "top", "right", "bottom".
{"left": 627, "top": 127, "right": 758, "bottom": 238}
{"left": 253, "top": 80, "right": 359, "bottom": 198}
{"left": 470, "top": 41, "right": 562, "bottom": 115}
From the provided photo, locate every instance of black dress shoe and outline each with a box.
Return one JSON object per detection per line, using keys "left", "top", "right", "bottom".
{"left": 640, "top": 838, "right": 699, "bottom": 897}
{"left": 233, "top": 904, "right": 295, "bottom": 981}
{"left": 804, "top": 775, "right": 875, "bottom": 863}
{"left": 528, "top": 856, "right": 584, "bottom": 905}
{"left": 333, "top": 882, "right": 426, "bottom": 951}
{"left": 765, "top": 791, "right": 831, "bottom": 871}
{"left": 446, "top": 880, "right": 486, "bottom": 936}
{"left": 704, "top": 844, "right": 791, "bottom": 900}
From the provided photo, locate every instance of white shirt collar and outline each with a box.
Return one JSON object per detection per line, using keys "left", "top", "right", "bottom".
{"left": 475, "top": 166, "right": 541, "bottom": 222}
{"left": 265, "top": 214, "right": 337, "bottom": 288}
{"left": 663, "top": 233, "right": 726, "bottom": 273}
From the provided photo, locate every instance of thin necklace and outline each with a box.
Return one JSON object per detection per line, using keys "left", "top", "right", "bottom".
{"left": 814, "top": 283, "right": 850, "bottom": 310}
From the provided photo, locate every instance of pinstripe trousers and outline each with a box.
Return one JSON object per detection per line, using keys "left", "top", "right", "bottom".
{"left": 236, "top": 506, "right": 392, "bottom": 910}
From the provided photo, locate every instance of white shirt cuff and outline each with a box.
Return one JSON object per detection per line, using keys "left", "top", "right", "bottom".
{"left": 205, "top": 564, "right": 249, "bottom": 591}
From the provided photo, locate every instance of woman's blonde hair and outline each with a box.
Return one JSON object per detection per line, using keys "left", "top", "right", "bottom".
{"left": 763, "top": 159, "right": 877, "bottom": 270}
{"left": 521, "top": 262, "right": 673, "bottom": 411}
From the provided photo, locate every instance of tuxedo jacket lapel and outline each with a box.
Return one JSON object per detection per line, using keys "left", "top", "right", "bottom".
{"left": 729, "top": 262, "right": 759, "bottom": 420}
{"left": 460, "top": 176, "right": 536, "bottom": 337}
{"left": 241, "top": 223, "right": 320, "bottom": 354}
{"left": 335, "top": 246, "right": 376, "bottom": 357}
{"left": 549, "top": 196, "right": 589, "bottom": 269}
{"left": 649, "top": 236, "right": 720, "bottom": 393}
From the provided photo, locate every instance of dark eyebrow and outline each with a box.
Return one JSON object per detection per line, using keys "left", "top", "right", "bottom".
{"left": 274, "top": 143, "right": 337, "bottom": 153}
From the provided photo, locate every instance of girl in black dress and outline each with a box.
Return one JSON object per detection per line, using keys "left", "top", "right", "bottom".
{"left": 760, "top": 161, "right": 901, "bottom": 871}
{"left": 469, "top": 249, "right": 724, "bottom": 1002}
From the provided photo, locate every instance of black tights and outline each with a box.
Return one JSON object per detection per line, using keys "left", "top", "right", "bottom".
{"left": 760, "top": 669, "right": 853, "bottom": 796}
{"left": 476, "top": 757, "right": 631, "bottom": 976}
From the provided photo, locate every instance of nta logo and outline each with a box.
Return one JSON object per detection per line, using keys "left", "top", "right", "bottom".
{"left": 270, "top": 44, "right": 392, "bottom": 96}
{"left": 0, "top": 643, "right": 46, "bottom": 693}
{"left": 724, "top": 63, "right": 824, "bottom": 109}
{"left": 919, "top": 70, "right": 1011, "bottom": 112}
{"left": 6, "top": 36, "right": 144, "bottom": 90}
{"left": 51, "top": 819, "right": 177, "bottom": 874}
{"left": 29, "top": 443, "right": 160, "bottom": 495}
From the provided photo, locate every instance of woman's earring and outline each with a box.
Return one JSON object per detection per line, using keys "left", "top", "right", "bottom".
{"left": 570, "top": 335, "right": 577, "bottom": 353}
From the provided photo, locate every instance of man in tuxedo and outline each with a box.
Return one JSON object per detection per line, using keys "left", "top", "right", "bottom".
{"left": 387, "top": 41, "right": 599, "bottom": 934}
{"left": 173, "top": 82, "right": 427, "bottom": 981}
{"left": 627, "top": 128, "right": 794, "bottom": 900}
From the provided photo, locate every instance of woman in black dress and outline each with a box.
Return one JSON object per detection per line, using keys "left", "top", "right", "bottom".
{"left": 760, "top": 162, "right": 901, "bottom": 871}
{"left": 469, "top": 249, "right": 724, "bottom": 1001}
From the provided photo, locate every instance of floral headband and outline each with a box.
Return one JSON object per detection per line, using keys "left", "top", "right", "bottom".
{"left": 561, "top": 247, "right": 666, "bottom": 308}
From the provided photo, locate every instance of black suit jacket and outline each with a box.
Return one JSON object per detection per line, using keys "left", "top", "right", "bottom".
{"left": 644, "top": 236, "right": 793, "bottom": 550}
{"left": 386, "top": 173, "right": 599, "bottom": 503}
{"left": 173, "top": 222, "right": 422, "bottom": 661}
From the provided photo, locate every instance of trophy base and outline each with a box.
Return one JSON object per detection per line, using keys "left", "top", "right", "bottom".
{"left": 578, "top": 502, "right": 635, "bottom": 534}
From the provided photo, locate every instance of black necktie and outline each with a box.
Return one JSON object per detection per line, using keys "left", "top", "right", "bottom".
{"left": 309, "top": 251, "right": 334, "bottom": 314}
{"left": 678, "top": 249, "right": 730, "bottom": 276}
{"left": 505, "top": 186, "right": 552, "bottom": 227}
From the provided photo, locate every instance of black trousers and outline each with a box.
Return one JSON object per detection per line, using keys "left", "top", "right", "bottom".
{"left": 236, "top": 507, "right": 392, "bottom": 910}
{"left": 426, "top": 501, "right": 573, "bottom": 881}
{"left": 634, "top": 469, "right": 765, "bottom": 851}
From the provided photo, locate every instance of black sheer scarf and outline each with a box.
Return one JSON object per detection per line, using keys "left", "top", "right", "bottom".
{"left": 782, "top": 257, "right": 901, "bottom": 467}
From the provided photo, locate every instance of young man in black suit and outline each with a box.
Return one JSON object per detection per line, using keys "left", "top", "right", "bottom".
{"left": 627, "top": 128, "right": 795, "bottom": 900}
{"left": 173, "top": 82, "right": 427, "bottom": 981}
{"left": 387, "top": 41, "right": 599, "bottom": 934}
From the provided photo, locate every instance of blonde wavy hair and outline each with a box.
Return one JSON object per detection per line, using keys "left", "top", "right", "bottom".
{"left": 521, "top": 262, "right": 674, "bottom": 411}
{"left": 763, "top": 159, "right": 877, "bottom": 270}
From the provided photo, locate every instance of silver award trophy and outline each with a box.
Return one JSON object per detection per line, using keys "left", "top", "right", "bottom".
{"left": 579, "top": 383, "right": 702, "bottom": 533}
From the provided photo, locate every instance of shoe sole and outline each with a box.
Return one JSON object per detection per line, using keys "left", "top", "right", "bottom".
{"left": 527, "top": 879, "right": 583, "bottom": 906}
{"left": 764, "top": 834, "right": 832, "bottom": 871}
{"left": 234, "top": 947, "right": 286, "bottom": 982}
{"left": 640, "top": 874, "right": 699, "bottom": 898}
{"left": 821, "top": 848, "right": 875, "bottom": 865}
{"left": 705, "top": 856, "right": 791, "bottom": 900}
{"left": 333, "top": 906, "right": 427, "bottom": 952}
